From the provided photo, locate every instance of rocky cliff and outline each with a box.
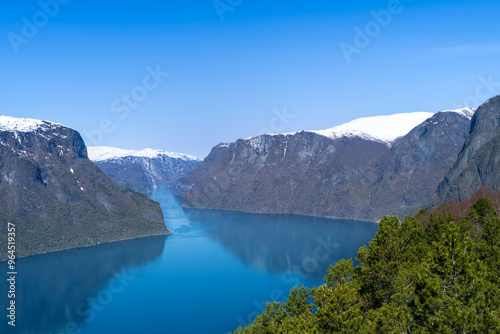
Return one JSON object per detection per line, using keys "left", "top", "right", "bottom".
{"left": 176, "top": 109, "right": 473, "bottom": 221}
{"left": 0, "top": 116, "right": 169, "bottom": 260}
{"left": 437, "top": 96, "right": 500, "bottom": 202}
{"left": 88, "top": 146, "right": 201, "bottom": 196}
{"left": 374, "top": 109, "right": 473, "bottom": 216}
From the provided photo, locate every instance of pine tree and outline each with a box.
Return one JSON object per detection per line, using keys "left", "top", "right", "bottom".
{"left": 423, "top": 220, "right": 494, "bottom": 332}
{"left": 357, "top": 216, "right": 404, "bottom": 308}
{"left": 232, "top": 199, "right": 500, "bottom": 334}
{"left": 284, "top": 285, "right": 313, "bottom": 318}
{"left": 312, "top": 259, "right": 363, "bottom": 333}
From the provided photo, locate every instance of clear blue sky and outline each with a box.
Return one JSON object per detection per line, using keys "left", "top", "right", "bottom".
{"left": 1, "top": 0, "right": 500, "bottom": 158}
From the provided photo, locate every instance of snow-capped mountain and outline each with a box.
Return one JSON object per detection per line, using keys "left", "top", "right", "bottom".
{"left": 304, "top": 107, "right": 472, "bottom": 145}
{"left": 175, "top": 108, "right": 475, "bottom": 221}
{"left": 0, "top": 115, "right": 62, "bottom": 132}
{"left": 249, "top": 107, "right": 474, "bottom": 145}
{"left": 0, "top": 115, "right": 167, "bottom": 260}
{"left": 312, "top": 112, "right": 434, "bottom": 145}
{"left": 88, "top": 146, "right": 198, "bottom": 162}
{"left": 86, "top": 146, "right": 137, "bottom": 161}
{"left": 441, "top": 107, "right": 475, "bottom": 119}
{"left": 88, "top": 146, "right": 201, "bottom": 196}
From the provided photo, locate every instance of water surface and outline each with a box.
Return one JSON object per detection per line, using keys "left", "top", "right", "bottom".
{"left": 1, "top": 189, "right": 378, "bottom": 334}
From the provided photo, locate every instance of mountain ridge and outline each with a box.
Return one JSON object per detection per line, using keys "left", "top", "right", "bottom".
{"left": 437, "top": 95, "right": 500, "bottom": 202}
{"left": 88, "top": 146, "right": 199, "bottom": 162}
{"left": 89, "top": 146, "right": 201, "bottom": 196}
{"left": 175, "top": 108, "right": 474, "bottom": 221}
{"left": 0, "top": 116, "right": 169, "bottom": 260}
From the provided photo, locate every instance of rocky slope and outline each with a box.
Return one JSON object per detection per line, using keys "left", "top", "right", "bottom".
{"left": 88, "top": 146, "right": 201, "bottom": 196}
{"left": 175, "top": 109, "right": 473, "bottom": 221}
{"left": 437, "top": 96, "right": 500, "bottom": 202}
{"left": 374, "top": 109, "right": 474, "bottom": 216}
{"left": 0, "top": 116, "right": 169, "bottom": 260}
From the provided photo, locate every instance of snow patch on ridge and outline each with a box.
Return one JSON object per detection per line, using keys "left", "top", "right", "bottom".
{"left": 441, "top": 107, "right": 475, "bottom": 119}
{"left": 88, "top": 146, "right": 200, "bottom": 162}
{"left": 87, "top": 146, "right": 137, "bottom": 161}
{"left": 312, "top": 112, "right": 434, "bottom": 144}
{"left": 0, "top": 115, "right": 62, "bottom": 133}
{"left": 247, "top": 107, "right": 476, "bottom": 145}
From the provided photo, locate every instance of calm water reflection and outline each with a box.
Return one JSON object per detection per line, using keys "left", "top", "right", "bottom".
{"left": 0, "top": 235, "right": 166, "bottom": 334}
{"left": 186, "top": 208, "right": 376, "bottom": 278}
{"left": 0, "top": 189, "right": 378, "bottom": 334}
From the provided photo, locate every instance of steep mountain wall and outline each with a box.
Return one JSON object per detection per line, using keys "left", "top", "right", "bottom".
{"left": 0, "top": 117, "right": 169, "bottom": 260}
{"left": 176, "top": 110, "right": 472, "bottom": 221}
{"left": 437, "top": 96, "right": 500, "bottom": 202}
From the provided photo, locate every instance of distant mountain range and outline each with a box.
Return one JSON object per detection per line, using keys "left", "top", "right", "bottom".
{"left": 1, "top": 95, "right": 498, "bottom": 259}
{"left": 175, "top": 105, "right": 481, "bottom": 221}
{"left": 88, "top": 146, "right": 201, "bottom": 196}
{"left": 0, "top": 116, "right": 169, "bottom": 260}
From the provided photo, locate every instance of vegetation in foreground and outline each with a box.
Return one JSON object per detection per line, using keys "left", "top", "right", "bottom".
{"left": 231, "top": 197, "right": 500, "bottom": 333}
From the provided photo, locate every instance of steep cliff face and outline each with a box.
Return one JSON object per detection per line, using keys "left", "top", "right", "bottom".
{"left": 374, "top": 109, "right": 473, "bottom": 216}
{"left": 174, "top": 143, "right": 232, "bottom": 198}
{"left": 88, "top": 146, "right": 201, "bottom": 196}
{"left": 175, "top": 109, "right": 472, "bottom": 221}
{"left": 178, "top": 132, "right": 388, "bottom": 220}
{"left": 437, "top": 96, "right": 500, "bottom": 202}
{"left": 0, "top": 116, "right": 168, "bottom": 260}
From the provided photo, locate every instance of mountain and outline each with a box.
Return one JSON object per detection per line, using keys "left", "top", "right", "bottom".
{"left": 0, "top": 116, "right": 169, "bottom": 260}
{"left": 312, "top": 111, "right": 435, "bottom": 143}
{"left": 174, "top": 143, "right": 232, "bottom": 198}
{"left": 175, "top": 108, "right": 473, "bottom": 221}
{"left": 88, "top": 146, "right": 201, "bottom": 196}
{"left": 437, "top": 96, "right": 500, "bottom": 202}
{"left": 372, "top": 108, "right": 474, "bottom": 217}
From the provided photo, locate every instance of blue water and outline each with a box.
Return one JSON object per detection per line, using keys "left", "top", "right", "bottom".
{"left": 1, "top": 189, "right": 378, "bottom": 334}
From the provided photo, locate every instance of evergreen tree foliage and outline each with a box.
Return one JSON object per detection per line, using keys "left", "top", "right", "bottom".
{"left": 229, "top": 198, "right": 500, "bottom": 334}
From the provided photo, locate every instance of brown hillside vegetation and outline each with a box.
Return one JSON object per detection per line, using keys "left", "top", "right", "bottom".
{"left": 419, "top": 186, "right": 500, "bottom": 223}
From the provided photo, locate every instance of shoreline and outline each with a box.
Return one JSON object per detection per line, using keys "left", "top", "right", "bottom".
{"left": 180, "top": 204, "right": 379, "bottom": 224}
{"left": 0, "top": 230, "right": 173, "bottom": 263}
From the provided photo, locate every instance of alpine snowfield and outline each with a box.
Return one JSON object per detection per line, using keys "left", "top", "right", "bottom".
{"left": 87, "top": 146, "right": 200, "bottom": 162}
{"left": 312, "top": 112, "right": 434, "bottom": 144}
{"left": 310, "top": 107, "right": 475, "bottom": 145}
{"left": 0, "top": 115, "right": 62, "bottom": 132}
